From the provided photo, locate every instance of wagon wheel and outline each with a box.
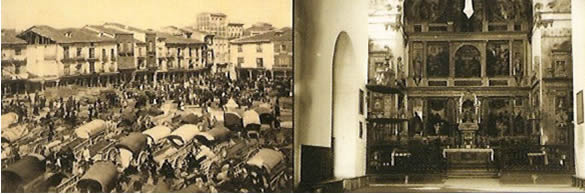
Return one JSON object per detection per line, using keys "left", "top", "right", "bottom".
{"left": 206, "top": 161, "right": 221, "bottom": 182}
{"left": 136, "top": 151, "right": 149, "bottom": 164}
{"left": 32, "top": 144, "right": 44, "bottom": 154}
{"left": 61, "top": 183, "right": 78, "bottom": 193}
{"left": 106, "top": 147, "right": 119, "bottom": 162}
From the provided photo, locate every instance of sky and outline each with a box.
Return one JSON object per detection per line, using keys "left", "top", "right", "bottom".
{"left": 1, "top": 0, "right": 292, "bottom": 31}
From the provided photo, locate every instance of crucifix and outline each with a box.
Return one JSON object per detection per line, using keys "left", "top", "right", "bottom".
{"left": 463, "top": 0, "right": 474, "bottom": 19}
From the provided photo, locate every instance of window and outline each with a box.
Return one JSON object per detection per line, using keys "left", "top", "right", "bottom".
{"left": 111, "top": 49, "right": 115, "bottom": 60}
{"left": 256, "top": 44, "right": 262, "bottom": 53}
{"left": 63, "top": 46, "right": 70, "bottom": 59}
{"left": 189, "top": 48, "right": 192, "bottom": 57}
{"left": 14, "top": 65, "right": 20, "bottom": 74}
{"left": 15, "top": 49, "right": 21, "bottom": 55}
{"left": 76, "top": 48, "right": 82, "bottom": 57}
{"left": 359, "top": 89, "right": 364, "bottom": 115}
{"left": 149, "top": 42, "right": 154, "bottom": 52}
{"left": 256, "top": 58, "right": 264, "bottom": 68}
{"left": 281, "top": 44, "right": 286, "bottom": 51}
{"left": 238, "top": 45, "right": 243, "bottom": 52}
{"left": 89, "top": 48, "right": 95, "bottom": 58}
{"left": 237, "top": 57, "right": 244, "bottom": 66}
{"left": 89, "top": 62, "right": 95, "bottom": 73}
{"left": 102, "top": 49, "right": 107, "bottom": 61}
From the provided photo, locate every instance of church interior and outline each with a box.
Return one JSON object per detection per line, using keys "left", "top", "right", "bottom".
{"left": 294, "top": 0, "right": 585, "bottom": 192}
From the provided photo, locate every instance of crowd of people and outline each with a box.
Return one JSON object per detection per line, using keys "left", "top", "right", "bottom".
{"left": 1, "top": 71, "right": 293, "bottom": 192}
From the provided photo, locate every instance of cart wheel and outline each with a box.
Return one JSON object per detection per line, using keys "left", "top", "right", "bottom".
{"left": 106, "top": 147, "right": 119, "bottom": 161}
{"left": 62, "top": 184, "right": 78, "bottom": 193}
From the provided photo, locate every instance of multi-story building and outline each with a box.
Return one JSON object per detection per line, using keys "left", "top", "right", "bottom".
{"left": 244, "top": 22, "right": 276, "bottom": 36}
{"left": 153, "top": 32, "right": 210, "bottom": 82}
{"left": 227, "top": 23, "right": 244, "bottom": 39}
{"left": 2, "top": 29, "right": 28, "bottom": 94}
{"left": 195, "top": 12, "right": 237, "bottom": 67}
{"left": 102, "top": 23, "right": 157, "bottom": 81}
{"left": 17, "top": 25, "right": 118, "bottom": 90}
{"left": 230, "top": 28, "right": 292, "bottom": 80}
{"left": 83, "top": 25, "right": 136, "bottom": 82}
{"left": 196, "top": 12, "right": 228, "bottom": 37}
{"left": 272, "top": 27, "right": 293, "bottom": 79}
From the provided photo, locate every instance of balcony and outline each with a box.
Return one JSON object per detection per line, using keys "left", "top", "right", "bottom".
{"left": 2, "top": 56, "right": 27, "bottom": 65}
{"left": 87, "top": 56, "right": 98, "bottom": 62}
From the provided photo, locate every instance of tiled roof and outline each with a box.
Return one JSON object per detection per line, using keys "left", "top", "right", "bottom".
{"left": 104, "top": 22, "right": 154, "bottom": 34}
{"left": 1, "top": 29, "right": 26, "bottom": 45}
{"left": 156, "top": 32, "right": 204, "bottom": 45}
{"left": 273, "top": 27, "right": 292, "bottom": 41}
{"left": 84, "top": 25, "right": 132, "bottom": 35}
{"left": 245, "top": 25, "right": 275, "bottom": 32}
{"left": 19, "top": 25, "right": 115, "bottom": 44}
{"left": 231, "top": 28, "right": 292, "bottom": 44}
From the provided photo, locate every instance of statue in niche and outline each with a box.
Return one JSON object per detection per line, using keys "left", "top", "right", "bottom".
{"left": 427, "top": 44, "right": 449, "bottom": 77}
{"left": 462, "top": 100, "right": 475, "bottom": 123}
{"left": 513, "top": 52, "right": 523, "bottom": 78}
{"left": 514, "top": 111, "right": 526, "bottom": 135}
{"left": 410, "top": 112, "right": 424, "bottom": 136}
{"left": 412, "top": 54, "right": 423, "bottom": 80}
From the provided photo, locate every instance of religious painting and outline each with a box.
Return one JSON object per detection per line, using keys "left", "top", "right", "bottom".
{"left": 578, "top": 90, "right": 584, "bottom": 124}
{"left": 552, "top": 52, "right": 570, "bottom": 78}
{"left": 426, "top": 42, "right": 449, "bottom": 77}
{"left": 486, "top": 0, "right": 531, "bottom": 22}
{"left": 486, "top": 41, "right": 510, "bottom": 77}
{"left": 455, "top": 45, "right": 481, "bottom": 78}
{"left": 426, "top": 99, "right": 448, "bottom": 136}
{"left": 486, "top": 99, "right": 512, "bottom": 137}
{"left": 404, "top": 0, "right": 448, "bottom": 23}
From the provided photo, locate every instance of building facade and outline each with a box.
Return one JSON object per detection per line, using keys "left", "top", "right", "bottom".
{"left": 1, "top": 29, "right": 28, "bottom": 94}
{"left": 230, "top": 28, "right": 292, "bottom": 80}
{"left": 227, "top": 23, "right": 244, "bottom": 39}
{"left": 17, "top": 26, "right": 119, "bottom": 90}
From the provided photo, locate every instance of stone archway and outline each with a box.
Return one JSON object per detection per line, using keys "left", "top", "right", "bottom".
{"left": 331, "top": 31, "right": 357, "bottom": 177}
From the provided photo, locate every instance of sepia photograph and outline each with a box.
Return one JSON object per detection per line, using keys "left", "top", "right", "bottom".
{"left": 1, "top": 0, "right": 292, "bottom": 192}
{"left": 294, "top": 0, "right": 584, "bottom": 192}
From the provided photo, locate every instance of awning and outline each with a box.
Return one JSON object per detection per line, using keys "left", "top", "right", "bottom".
{"left": 246, "top": 149, "right": 284, "bottom": 173}
{"left": 243, "top": 110, "right": 261, "bottom": 127}
{"left": 1, "top": 154, "right": 46, "bottom": 189}
{"left": 254, "top": 106, "right": 272, "bottom": 115}
{"left": 142, "top": 126, "right": 172, "bottom": 145}
{"left": 115, "top": 132, "right": 147, "bottom": 155}
{"left": 194, "top": 125, "right": 230, "bottom": 146}
{"left": 1, "top": 112, "right": 19, "bottom": 129}
{"left": 77, "top": 161, "right": 118, "bottom": 193}
{"left": 74, "top": 120, "right": 106, "bottom": 139}
{"left": 1, "top": 124, "right": 28, "bottom": 143}
{"left": 224, "top": 111, "right": 243, "bottom": 131}
{"left": 167, "top": 124, "right": 201, "bottom": 147}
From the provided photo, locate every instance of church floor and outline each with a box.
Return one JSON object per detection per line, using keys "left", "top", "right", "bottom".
{"left": 352, "top": 178, "right": 582, "bottom": 193}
